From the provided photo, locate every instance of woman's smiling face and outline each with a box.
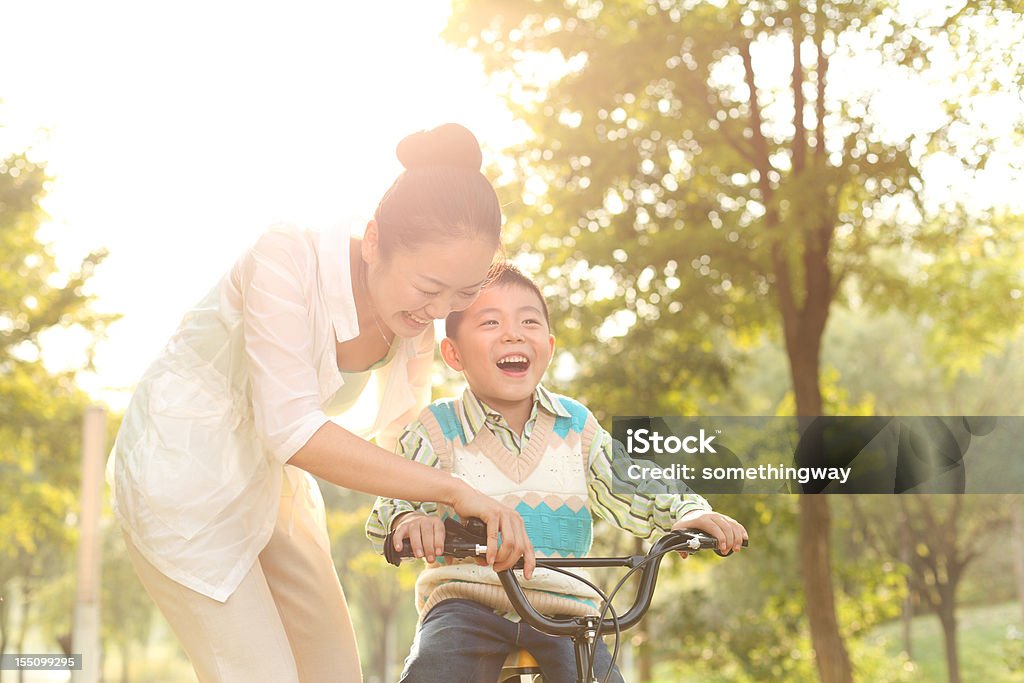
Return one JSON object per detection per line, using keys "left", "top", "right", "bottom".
{"left": 364, "top": 225, "right": 497, "bottom": 337}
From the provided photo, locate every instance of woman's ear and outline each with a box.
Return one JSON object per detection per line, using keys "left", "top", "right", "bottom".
{"left": 362, "top": 219, "right": 380, "bottom": 264}
{"left": 440, "top": 337, "right": 464, "bottom": 371}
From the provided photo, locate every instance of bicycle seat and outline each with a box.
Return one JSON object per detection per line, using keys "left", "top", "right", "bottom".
{"left": 499, "top": 648, "right": 542, "bottom": 683}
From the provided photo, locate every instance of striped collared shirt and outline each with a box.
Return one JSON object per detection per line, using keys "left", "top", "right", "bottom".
{"left": 366, "top": 384, "right": 711, "bottom": 551}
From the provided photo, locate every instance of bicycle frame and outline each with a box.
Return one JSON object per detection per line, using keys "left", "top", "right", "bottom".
{"left": 497, "top": 532, "right": 723, "bottom": 683}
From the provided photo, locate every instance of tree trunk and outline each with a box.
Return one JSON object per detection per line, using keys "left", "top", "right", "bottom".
{"left": 0, "top": 605, "right": 5, "bottom": 683}
{"left": 789, "top": 334, "right": 853, "bottom": 683}
{"left": 0, "top": 589, "right": 7, "bottom": 683}
{"left": 637, "top": 632, "right": 653, "bottom": 683}
{"left": 937, "top": 603, "right": 961, "bottom": 683}
{"left": 799, "top": 496, "right": 853, "bottom": 683}
{"left": 903, "top": 497, "right": 969, "bottom": 683}
{"left": 16, "top": 586, "right": 29, "bottom": 683}
{"left": 900, "top": 504, "right": 914, "bottom": 659}
{"left": 635, "top": 535, "right": 654, "bottom": 682}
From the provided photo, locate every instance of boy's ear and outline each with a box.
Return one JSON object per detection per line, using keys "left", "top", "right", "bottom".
{"left": 362, "top": 220, "right": 380, "bottom": 264}
{"left": 547, "top": 334, "right": 556, "bottom": 360}
{"left": 440, "top": 337, "right": 464, "bottom": 371}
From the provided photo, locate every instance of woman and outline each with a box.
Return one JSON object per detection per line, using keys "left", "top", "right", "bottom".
{"left": 108, "top": 123, "right": 535, "bottom": 683}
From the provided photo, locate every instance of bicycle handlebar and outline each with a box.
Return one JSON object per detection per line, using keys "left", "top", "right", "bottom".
{"left": 500, "top": 529, "right": 743, "bottom": 636}
{"left": 383, "top": 517, "right": 747, "bottom": 637}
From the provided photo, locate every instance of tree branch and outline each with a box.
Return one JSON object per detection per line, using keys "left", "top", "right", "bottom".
{"left": 792, "top": 10, "right": 807, "bottom": 174}
{"left": 739, "top": 37, "right": 773, "bottom": 186}
{"left": 740, "top": 33, "right": 799, "bottom": 339}
{"left": 815, "top": 0, "right": 828, "bottom": 161}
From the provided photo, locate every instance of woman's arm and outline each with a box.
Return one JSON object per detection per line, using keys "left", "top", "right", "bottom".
{"left": 291, "top": 421, "right": 463, "bottom": 503}
{"left": 236, "top": 230, "right": 533, "bottom": 576}
{"left": 290, "top": 421, "right": 535, "bottom": 577}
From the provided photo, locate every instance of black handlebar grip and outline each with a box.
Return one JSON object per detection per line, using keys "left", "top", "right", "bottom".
{"left": 383, "top": 536, "right": 404, "bottom": 567}
{"left": 715, "top": 537, "right": 750, "bottom": 557}
{"left": 463, "top": 517, "right": 487, "bottom": 539}
{"left": 383, "top": 517, "right": 490, "bottom": 566}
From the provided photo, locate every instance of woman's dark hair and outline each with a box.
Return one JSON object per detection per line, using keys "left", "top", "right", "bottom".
{"left": 373, "top": 123, "right": 502, "bottom": 258}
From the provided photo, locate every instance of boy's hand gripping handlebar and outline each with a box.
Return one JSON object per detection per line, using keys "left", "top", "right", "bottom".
{"left": 385, "top": 516, "right": 746, "bottom": 567}
{"left": 384, "top": 517, "right": 491, "bottom": 567}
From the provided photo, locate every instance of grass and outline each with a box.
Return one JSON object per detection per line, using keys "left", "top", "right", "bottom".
{"left": 648, "top": 602, "right": 1024, "bottom": 683}
{"left": 868, "top": 601, "right": 1024, "bottom": 682}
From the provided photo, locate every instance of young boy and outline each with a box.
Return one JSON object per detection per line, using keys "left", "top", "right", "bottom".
{"left": 366, "top": 264, "right": 746, "bottom": 683}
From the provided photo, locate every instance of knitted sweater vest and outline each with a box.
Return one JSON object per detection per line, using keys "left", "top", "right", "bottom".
{"left": 414, "top": 395, "right": 602, "bottom": 618}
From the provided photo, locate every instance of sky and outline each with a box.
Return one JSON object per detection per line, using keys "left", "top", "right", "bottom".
{"left": 2, "top": 1, "right": 528, "bottom": 409}
{"left": 3, "top": 1, "right": 1021, "bottom": 411}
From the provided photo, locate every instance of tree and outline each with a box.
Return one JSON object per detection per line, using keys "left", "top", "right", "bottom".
{"left": 822, "top": 309, "right": 1024, "bottom": 679}
{"left": 444, "top": 2, "right": 1024, "bottom": 681}
{"left": 0, "top": 147, "right": 115, "bottom": 677}
{"left": 847, "top": 494, "right": 1009, "bottom": 683}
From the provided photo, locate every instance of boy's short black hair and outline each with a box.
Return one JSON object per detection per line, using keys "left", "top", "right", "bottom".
{"left": 445, "top": 263, "right": 550, "bottom": 339}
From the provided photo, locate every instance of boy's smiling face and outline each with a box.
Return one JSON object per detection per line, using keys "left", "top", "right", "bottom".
{"left": 441, "top": 282, "right": 554, "bottom": 414}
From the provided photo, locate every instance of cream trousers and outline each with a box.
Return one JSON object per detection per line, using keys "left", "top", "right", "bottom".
{"left": 123, "top": 467, "right": 362, "bottom": 682}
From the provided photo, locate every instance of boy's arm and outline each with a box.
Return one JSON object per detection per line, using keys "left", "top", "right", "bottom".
{"left": 588, "top": 427, "right": 712, "bottom": 539}
{"left": 365, "top": 419, "right": 441, "bottom": 554}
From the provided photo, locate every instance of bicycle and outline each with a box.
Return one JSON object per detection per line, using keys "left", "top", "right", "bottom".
{"left": 385, "top": 517, "right": 747, "bottom": 683}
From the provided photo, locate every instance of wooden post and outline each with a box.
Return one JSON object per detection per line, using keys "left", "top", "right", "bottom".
{"left": 72, "top": 406, "right": 106, "bottom": 683}
{"left": 1012, "top": 498, "right": 1024, "bottom": 625}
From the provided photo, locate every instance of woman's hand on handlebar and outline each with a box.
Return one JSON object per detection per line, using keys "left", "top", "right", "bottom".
{"left": 671, "top": 509, "right": 748, "bottom": 558}
{"left": 392, "top": 512, "right": 447, "bottom": 563}
{"left": 449, "top": 485, "right": 536, "bottom": 579}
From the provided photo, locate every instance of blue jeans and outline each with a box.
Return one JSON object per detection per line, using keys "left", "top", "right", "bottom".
{"left": 399, "top": 599, "right": 625, "bottom": 683}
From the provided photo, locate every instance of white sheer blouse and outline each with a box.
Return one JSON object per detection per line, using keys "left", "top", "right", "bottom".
{"left": 108, "top": 225, "right": 434, "bottom": 601}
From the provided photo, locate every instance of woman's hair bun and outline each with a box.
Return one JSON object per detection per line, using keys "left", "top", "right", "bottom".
{"left": 396, "top": 123, "right": 483, "bottom": 171}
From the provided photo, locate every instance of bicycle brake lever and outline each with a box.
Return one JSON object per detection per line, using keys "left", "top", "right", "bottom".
{"left": 672, "top": 529, "right": 749, "bottom": 556}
